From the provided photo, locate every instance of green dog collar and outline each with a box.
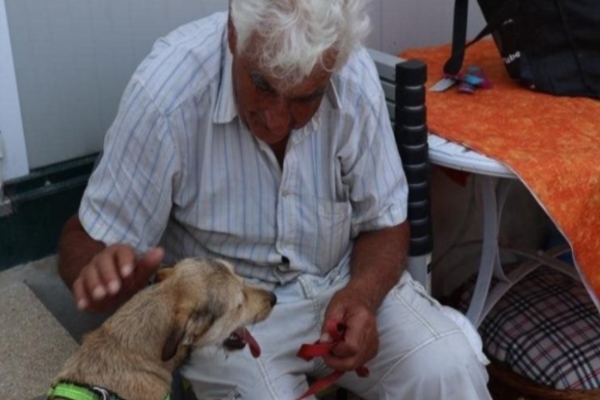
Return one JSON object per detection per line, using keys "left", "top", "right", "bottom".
{"left": 47, "top": 381, "right": 171, "bottom": 400}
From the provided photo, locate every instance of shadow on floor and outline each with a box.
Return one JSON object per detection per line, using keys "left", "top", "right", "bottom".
{"left": 0, "top": 255, "right": 109, "bottom": 342}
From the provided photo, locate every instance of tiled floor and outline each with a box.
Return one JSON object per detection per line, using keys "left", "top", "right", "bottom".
{"left": 0, "top": 255, "right": 108, "bottom": 341}
{"left": 0, "top": 258, "right": 81, "bottom": 399}
{"left": 0, "top": 256, "right": 111, "bottom": 399}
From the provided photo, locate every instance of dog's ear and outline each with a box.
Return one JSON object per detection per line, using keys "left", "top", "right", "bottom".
{"left": 161, "top": 305, "right": 215, "bottom": 362}
{"left": 156, "top": 266, "right": 175, "bottom": 282}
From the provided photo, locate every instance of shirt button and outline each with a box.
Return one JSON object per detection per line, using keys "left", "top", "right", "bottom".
{"left": 282, "top": 190, "right": 290, "bottom": 197}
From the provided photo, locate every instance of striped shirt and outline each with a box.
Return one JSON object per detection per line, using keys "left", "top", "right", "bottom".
{"left": 79, "top": 12, "right": 408, "bottom": 285}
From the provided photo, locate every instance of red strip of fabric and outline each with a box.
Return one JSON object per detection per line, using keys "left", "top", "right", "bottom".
{"left": 294, "top": 320, "right": 369, "bottom": 400}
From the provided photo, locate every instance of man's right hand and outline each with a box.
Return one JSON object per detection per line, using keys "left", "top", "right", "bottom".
{"left": 72, "top": 244, "right": 164, "bottom": 313}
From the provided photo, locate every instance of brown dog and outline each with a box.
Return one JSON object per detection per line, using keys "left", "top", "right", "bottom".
{"left": 47, "top": 258, "right": 276, "bottom": 400}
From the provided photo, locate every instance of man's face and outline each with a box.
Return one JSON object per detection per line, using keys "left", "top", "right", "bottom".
{"left": 228, "top": 22, "right": 335, "bottom": 145}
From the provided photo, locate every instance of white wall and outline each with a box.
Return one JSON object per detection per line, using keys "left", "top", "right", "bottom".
{"left": 4, "top": 0, "right": 230, "bottom": 173}
{"left": 0, "top": 0, "right": 485, "bottom": 181}
{"left": 369, "top": 0, "right": 485, "bottom": 54}
{"left": 0, "top": 0, "right": 28, "bottom": 181}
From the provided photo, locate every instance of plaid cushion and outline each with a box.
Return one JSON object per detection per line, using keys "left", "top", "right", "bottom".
{"left": 460, "top": 266, "right": 600, "bottom": 390}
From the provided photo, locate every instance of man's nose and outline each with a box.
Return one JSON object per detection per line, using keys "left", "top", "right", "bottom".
{"left": 264, "top": 98, "right": 292, "bottom": 136}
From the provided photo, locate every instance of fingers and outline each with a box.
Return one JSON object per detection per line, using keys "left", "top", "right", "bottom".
{"left": 73, "top": 247, "right": 124, "bottom": 312}
{"left": 133, "top": 247, "right": 164, "bottom": 283}
{"left": 83, "top": 259, "right": 108, "bottom": 301}
{"left": 114, "top": 248, "right": 136, "bottom": 279}
{"left": 334, "top": 320, "right": 378, "bottom": 359}
{"left": 321, "top": 293, "right": 379, "bottom": 371}
{"left": 323, "top": 328, "right": 378, "bottom": 371}
{"left": 322, "top": 325, "right": 369, "bottom": 371}
{"left": 139, "top": 246, "right": 165, "bottom": 269}
{"left": 72, "top": 277, "right": 88, "bottom": 311}
{"left": 73, "top": 245, "right": 162, "bottom": 313}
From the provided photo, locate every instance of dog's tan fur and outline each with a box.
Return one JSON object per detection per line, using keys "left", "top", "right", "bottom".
{"left": 50, "top": 258, "right": 275, "bottom": 400}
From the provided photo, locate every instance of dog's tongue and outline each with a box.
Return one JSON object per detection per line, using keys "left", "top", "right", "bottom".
{"left": 240, "top": 328, "right": 261, "bottom": 357}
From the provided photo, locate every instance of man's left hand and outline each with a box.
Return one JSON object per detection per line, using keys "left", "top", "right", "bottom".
{"left": 320, "top": 286, "right": 379, "bottom": 371}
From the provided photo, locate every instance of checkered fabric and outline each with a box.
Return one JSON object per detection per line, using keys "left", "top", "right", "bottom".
{"left": 460, "top": 266, "right": 600, "bottom": 390}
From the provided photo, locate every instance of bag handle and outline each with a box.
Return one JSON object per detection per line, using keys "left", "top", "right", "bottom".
{"left": 444, "top": 0, "right": 519, "bottom": 75}
{"left": 444, "top": 0, "right": 470, "bottom": 75}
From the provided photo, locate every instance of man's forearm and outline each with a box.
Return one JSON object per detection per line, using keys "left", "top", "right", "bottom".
{"left": 58, "top": 215, "right": 106, "bottom": 289}
{"left": 345, "top": 221, "right": 410, "bottom": 312}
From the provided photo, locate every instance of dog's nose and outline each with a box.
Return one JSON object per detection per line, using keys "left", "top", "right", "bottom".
{"left": 269, "top": 292, "right": 277, "bottom": 307}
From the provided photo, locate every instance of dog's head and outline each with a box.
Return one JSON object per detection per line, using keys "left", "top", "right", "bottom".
{"left": 157, "top": 258, "right": 276, "bottom": 362}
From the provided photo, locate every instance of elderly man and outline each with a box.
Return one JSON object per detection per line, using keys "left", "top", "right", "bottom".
{"left": 58, "top": 1, "right": 491, "bottom": 399}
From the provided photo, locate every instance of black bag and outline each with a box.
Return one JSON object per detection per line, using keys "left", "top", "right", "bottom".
{"left": 444, "top": 0, "right": 600, "bottom": 99}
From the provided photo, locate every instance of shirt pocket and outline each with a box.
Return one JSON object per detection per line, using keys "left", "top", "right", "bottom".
{"left": 311, "top": 198, "right": 352, "bottom": 272}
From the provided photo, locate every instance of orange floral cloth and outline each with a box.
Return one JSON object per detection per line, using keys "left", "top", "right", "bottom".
{"left": 401, "top": 40, "right": 600, "bottom": 304}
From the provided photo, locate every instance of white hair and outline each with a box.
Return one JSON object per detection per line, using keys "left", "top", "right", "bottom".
{"left": 230, "top": 0, "right": 371, "bottom": 89}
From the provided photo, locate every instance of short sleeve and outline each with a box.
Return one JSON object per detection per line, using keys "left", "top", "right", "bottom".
{"left": 78, "top": 78, "right": 180, "bottom": 252}
{"left": 343, "top": 54, "right": 408, "bottom": 236}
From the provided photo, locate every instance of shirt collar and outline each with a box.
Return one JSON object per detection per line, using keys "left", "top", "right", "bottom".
{"left": 325, "top": 79, "right": 341, "bottom": 109}
{"left": 213, "top": 32, "right": 238, "bottom": 124}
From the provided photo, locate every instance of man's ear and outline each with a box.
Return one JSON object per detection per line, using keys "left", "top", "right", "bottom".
{"left": 227, "top": 15, "right": 237, "bottom": 54}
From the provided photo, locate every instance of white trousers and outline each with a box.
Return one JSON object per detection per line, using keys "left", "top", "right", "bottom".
{"left": 182, "top": 270, "right": 492, "bottom": 400}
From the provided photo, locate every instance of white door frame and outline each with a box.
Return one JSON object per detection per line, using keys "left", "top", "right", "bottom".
{"left": 0, "top": 0, "right": 29, "bottom": 182}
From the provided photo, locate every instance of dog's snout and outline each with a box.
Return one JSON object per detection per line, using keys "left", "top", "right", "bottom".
{"left": 269, "top": 292, "right": 277, "bottom": 307}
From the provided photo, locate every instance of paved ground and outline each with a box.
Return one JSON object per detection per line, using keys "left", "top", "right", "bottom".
{"left": 0, "top": 283, "right": 78, "bottom": 400}
{"left": 0, "top": 256, "right": 109, "bottom": 341}
{"left": 0, "top": 256, "right": 112, "bottom": 399}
